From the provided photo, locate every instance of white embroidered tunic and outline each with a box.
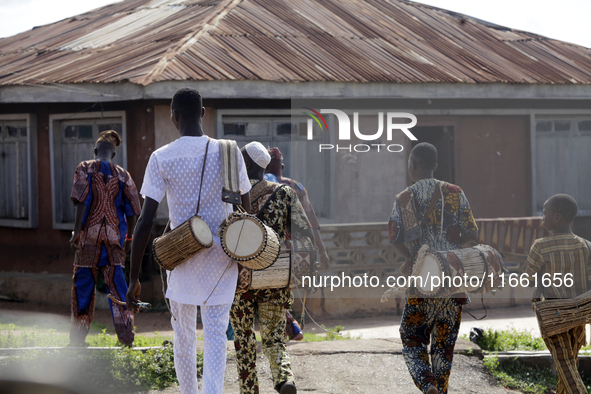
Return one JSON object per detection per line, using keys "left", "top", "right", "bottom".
{"left": 141, "top": 136, "right": 251, "bottom": 306}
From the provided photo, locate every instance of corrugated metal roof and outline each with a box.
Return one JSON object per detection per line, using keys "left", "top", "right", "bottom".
{"left": 1, "top": 0, "right": 590, "bottom": 86}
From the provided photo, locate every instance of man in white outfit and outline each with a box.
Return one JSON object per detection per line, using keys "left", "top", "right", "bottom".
{"left": 127, "top": 87, "right": 251, "bottom": 393}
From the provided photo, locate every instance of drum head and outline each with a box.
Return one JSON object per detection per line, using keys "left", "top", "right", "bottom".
{"left": 224, "top": 217, "right": 265, "bottom": 258}
{"left": 190, "top": 216, "right": 213, "bottom": 246}
{"left": 416, "top": 254, "right": 442, "bottom": 295}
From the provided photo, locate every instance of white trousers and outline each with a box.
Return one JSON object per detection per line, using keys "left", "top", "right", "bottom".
{"left": 170, "top": 300, "right": 231, "bottom": 394}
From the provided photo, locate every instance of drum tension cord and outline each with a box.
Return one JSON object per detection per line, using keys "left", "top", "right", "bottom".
{"left": 292, "top": 267, "right": 345, "bottom": 338}
{"left": 465, "top": 294, "right": 487, "bottom": 321}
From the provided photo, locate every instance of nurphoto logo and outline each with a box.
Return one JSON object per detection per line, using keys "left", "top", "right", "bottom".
{"left": 303, "top": 108, "right": 418, "bottom": 153}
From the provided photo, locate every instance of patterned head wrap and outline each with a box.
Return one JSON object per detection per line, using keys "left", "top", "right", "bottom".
{"left": 96, "top": 130, "right": 121, "bottom": 148}
{"left": 244, "top": 141, "right": 271, "bottom": 168}
{"left": 268, "top": 147, "right": 283, "bottom": 161}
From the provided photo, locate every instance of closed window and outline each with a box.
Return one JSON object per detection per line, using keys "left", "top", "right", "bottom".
{"left": 534, "top": 117, "right": 591, "bottom": 215}
{"left": 50, "top": 112, "right": 126, "bottom": 229}
{"left": 0, "top": 115, "right": 38, "bottom": 228}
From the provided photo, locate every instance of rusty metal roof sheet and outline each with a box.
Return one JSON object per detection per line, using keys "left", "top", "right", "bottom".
{"left": 1, "top": 0, "right": 590, "bottom": 86}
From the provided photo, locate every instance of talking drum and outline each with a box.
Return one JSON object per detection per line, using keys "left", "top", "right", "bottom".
{"left": 218, "top": 213, "right": 281, "bottom": 270}
{"left": 533, "top": 289, "right": 591, "bottom": 338}
{"left": 250, "top": 248, "right": 292, "bottom": 290}
{"left": 152, "top": 215, "right": 213, "bottom": 270}
{"left": 411, "top": 244, "right": 506, "bottom": 297}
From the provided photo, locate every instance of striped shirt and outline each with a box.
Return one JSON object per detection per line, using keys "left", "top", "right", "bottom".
{"left": 525, "top": 234, "right": 591, "bottom": 299}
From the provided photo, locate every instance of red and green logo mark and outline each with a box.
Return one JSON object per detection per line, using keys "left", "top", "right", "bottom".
{"left": 303, "top": 108, "right": 328, "bottom": 132}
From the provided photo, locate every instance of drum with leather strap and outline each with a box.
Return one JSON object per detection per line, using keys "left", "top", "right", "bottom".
{"left": 152, "top": 140, "right": 213, "bottom": 271}
{"left": 411, "top": 244, "right": 506, "bottom": 297}
{"left": 218, "top": 210, "right": 281, "bottom": 270}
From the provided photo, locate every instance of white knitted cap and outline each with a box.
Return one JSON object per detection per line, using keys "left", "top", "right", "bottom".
{"left": 244, "top": 141, "right": 271, "bottom": 168}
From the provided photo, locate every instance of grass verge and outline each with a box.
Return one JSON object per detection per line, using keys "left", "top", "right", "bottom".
{"left": 484, "top": 354, "right": 557, "bottom": 394}
{"left": 0, "top": 345, "right": 191, "bottom": 392}
{"left": 472, "top": 329, "right": 591, "bottom": 393}
{"left": 0, "top": 324, "right": 173, "bottom": 348}
{"left": 464, "top": 328, "right": 546, "bottom": 352}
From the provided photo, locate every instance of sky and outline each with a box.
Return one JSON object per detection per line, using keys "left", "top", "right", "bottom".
{"left": 0, "top": 0, "right": 589, "bottom": 49}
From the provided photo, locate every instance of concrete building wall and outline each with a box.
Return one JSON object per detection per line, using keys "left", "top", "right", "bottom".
{"left": 0, "top": 101, "right": 156, "bottom": 274}
{"left": 0, "top": 104, "right": 76, "bottom": 274}
{"left": 332, "top": 114, "right": 410, "bottom": 224}
{"left": 454, "top": 116, "right": 531, "bottom": 218}
{"left": 154, "top": 105, "right": 216, "bottom": 149}
{"left": 327, "top": 114, "right": 530, "bottom": 224}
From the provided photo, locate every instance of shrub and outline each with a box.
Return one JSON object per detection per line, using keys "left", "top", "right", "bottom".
{"left": 468, "top": 328, "right": 546, "bottom": 352}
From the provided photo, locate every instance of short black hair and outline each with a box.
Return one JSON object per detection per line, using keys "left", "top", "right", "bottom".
{"left": 171, "top": 88, "right": 202, "bottom": 118}
{"left": 547, "top": 194, "right": 578, "bottom": 223}
{"left": 410, "top": 142, "right": 437, "bottom": 170}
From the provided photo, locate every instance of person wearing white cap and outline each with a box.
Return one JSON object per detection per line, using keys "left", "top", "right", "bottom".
{"left": 244, "top": 141, "right": 271, "bottom": 169}
{"left": 229, "top": 142, "right": 315, "bottom": 394}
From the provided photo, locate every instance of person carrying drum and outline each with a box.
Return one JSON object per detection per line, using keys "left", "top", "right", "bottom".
{"left": 127, "top": 88, "right": 251, "bottom": 394}
{"left": 69, "top": 130, "right": 141, "bottom": 347}
{"left": 525, "top": 194, "right": 591, "bottom": 394}
{"left": 265, "top": 147, "right": 330, "bottom": 270}
{"left": 264, "top": 147, "right": 322, "bottom": 341}
{"left": 388, "top": 142, "right": 478, "bottom": 394}
{"left": 230, "top": 142, "right": 315, "bottom": 394}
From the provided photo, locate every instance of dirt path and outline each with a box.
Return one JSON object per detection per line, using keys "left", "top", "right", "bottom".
{"left": 154, "top": 340, "right": 520, "bottom": 394}
{"left": 0, "top": 301, "right": 521, "bottom": 393}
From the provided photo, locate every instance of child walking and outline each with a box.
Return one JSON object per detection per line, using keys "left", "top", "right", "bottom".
{"left": 526, "top": 193, "right": 591, "bottom": 394}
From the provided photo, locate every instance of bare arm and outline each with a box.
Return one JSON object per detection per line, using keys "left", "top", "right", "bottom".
{"left": 313, "top": 226, "right": 330, "bottom": 270}
{"left": 124, "top": 215, "right": 137, "bottom": 253}
{"left": 69, "top": 203, "right": 87, "bottom": 251}
{"left": 126, "top": 197, "right": 159, "bottom": 310}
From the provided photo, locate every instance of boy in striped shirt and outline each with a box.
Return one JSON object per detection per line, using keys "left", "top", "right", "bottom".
{"left": 526, "top": 194, "right": 591, "bottom": 394}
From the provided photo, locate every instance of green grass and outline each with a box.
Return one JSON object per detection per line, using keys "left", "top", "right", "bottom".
{"left": 464, "top": 328, "right": 547, "bottom": 352}
{"left": 253, "top": 324, "right": 355, "bottom": 342}
{"left": 465, "top": 327, "right": 591, "bottom": 354}
{"left": 0, "top": 316, "right": 111, "bottom": 334}
{"left": 1, "top": 322, "right": 351, "bottom": 349}
{"left": 0, "top": 320, "right": 348, "bottom": 392}
{"left": 484, "top": 354, "right": 558, "bottom": 394}
{"left": 475, "top": 330, "right": 591, "bottom": 393}
{"left": 0, "top": 325, "right": 172, "bottom": 348}
{"left": 0, "top": 346, "right": 189, "bottom": 392}
{"left": 306, "top": 324, "right": 356, "bottom": 341}
{"left": 0, "top": 323, "right": 181, "bottom": 392}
